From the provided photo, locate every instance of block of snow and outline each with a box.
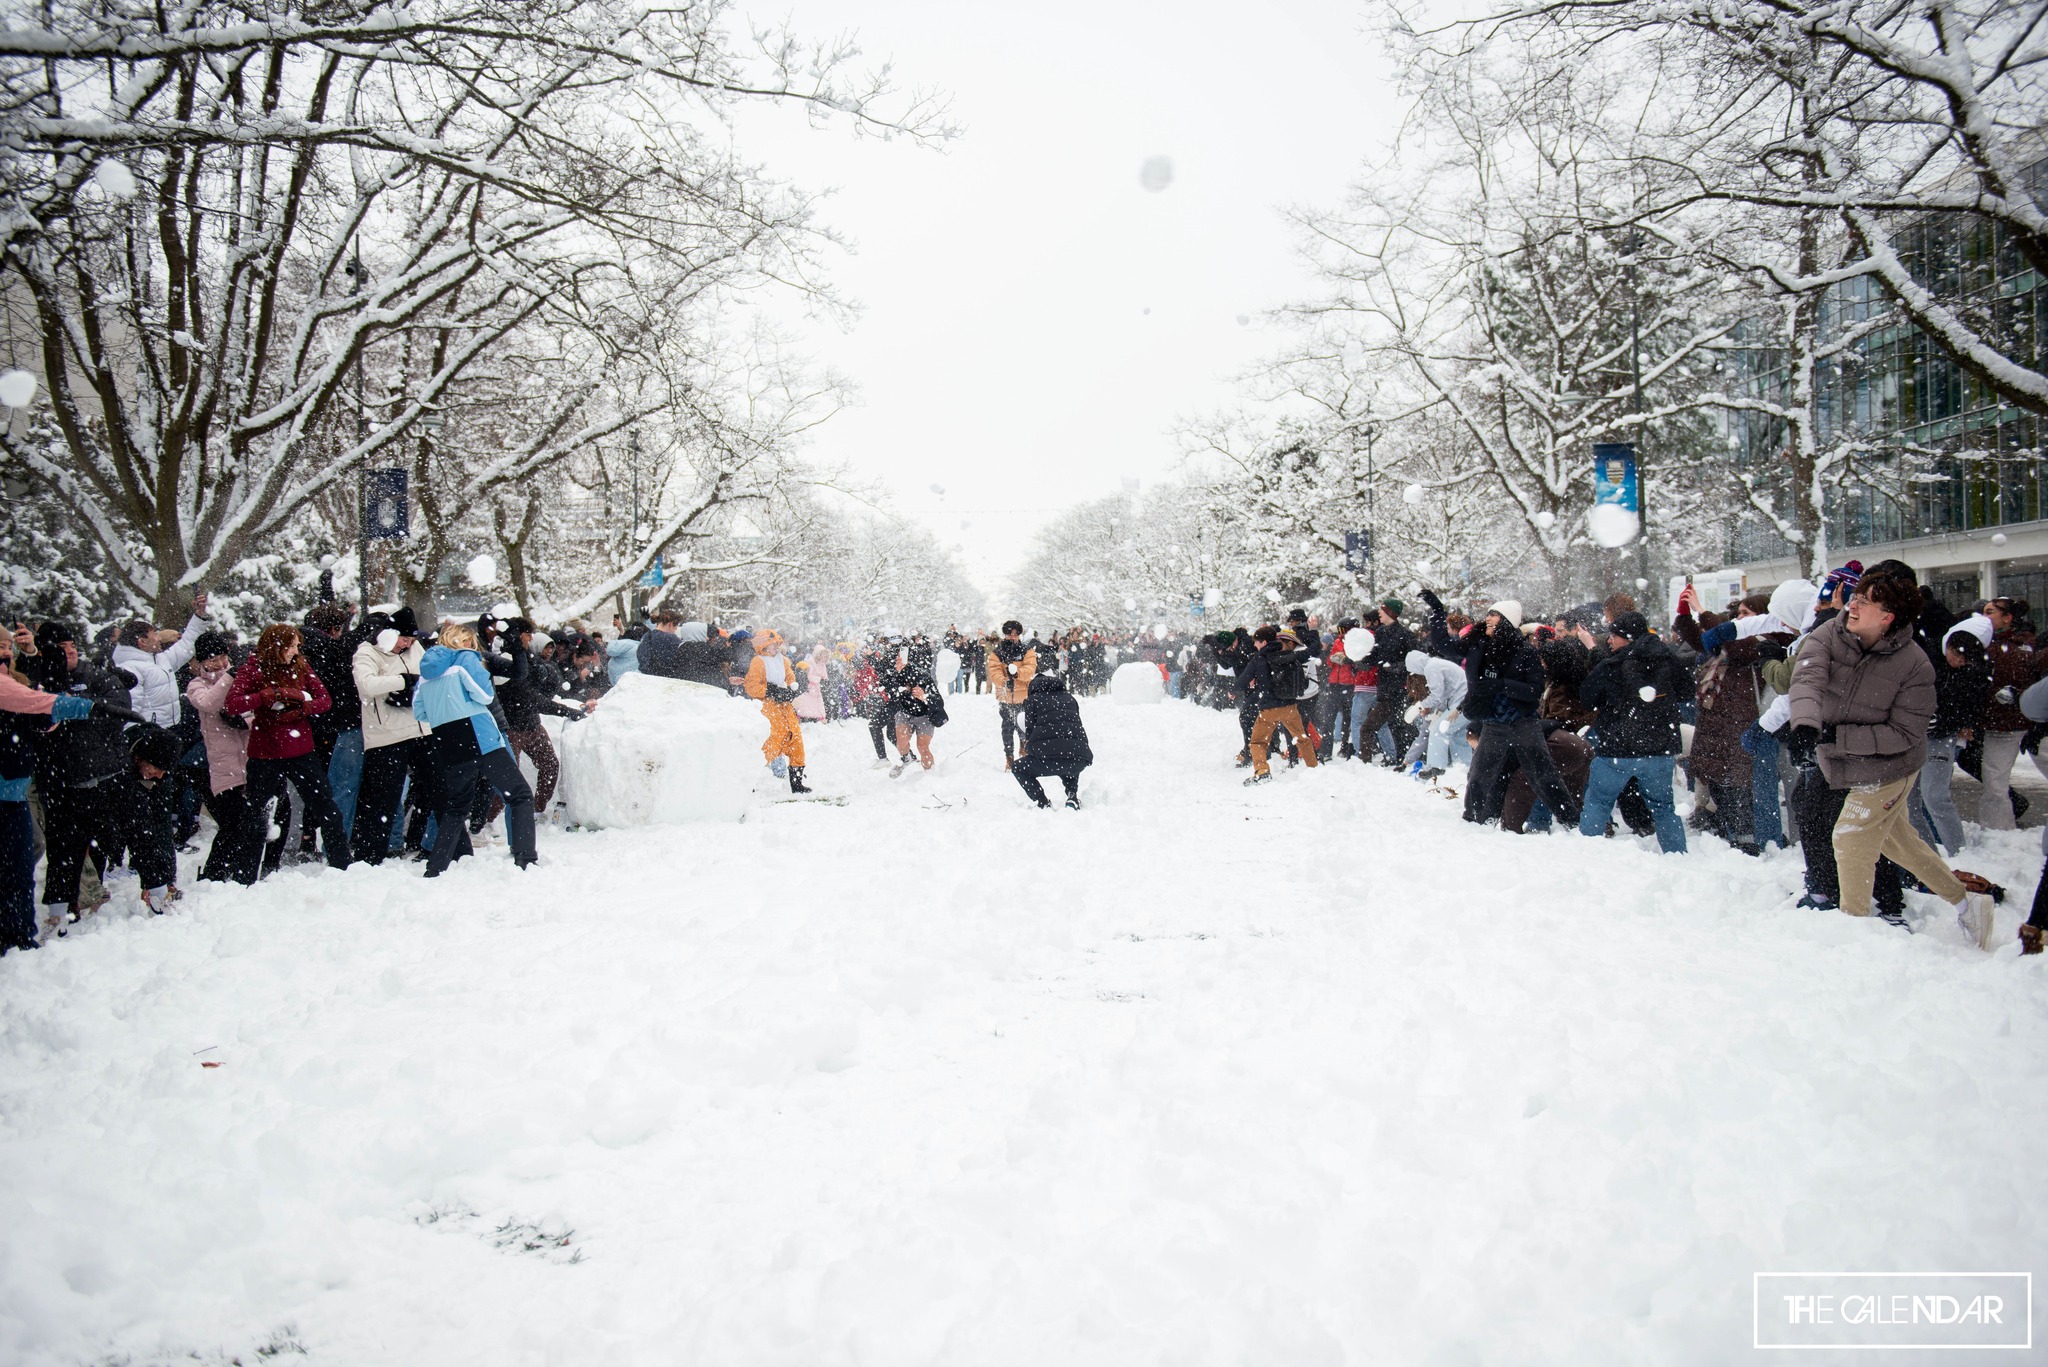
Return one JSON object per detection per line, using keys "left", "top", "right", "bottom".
{"left": 1110, "top": 660, "right": 1165, "bottom": 705}
{"left": 558, "top": 673, "right": 760, "bottom": 827}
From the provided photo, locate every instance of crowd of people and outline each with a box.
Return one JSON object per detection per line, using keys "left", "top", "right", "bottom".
{"left": 1183, "top": 561, "right": 2045, "bottom": 956}
{"left": 5, "top": 558, "right": 2047, "bottom": 958}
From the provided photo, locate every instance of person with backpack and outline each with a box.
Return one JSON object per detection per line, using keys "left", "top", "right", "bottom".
{"left": 1241, "top": 625, "right": 1318, "bottom": 786}
{"left": 1575, "top": 611, "right": 1693, "bottom": 852}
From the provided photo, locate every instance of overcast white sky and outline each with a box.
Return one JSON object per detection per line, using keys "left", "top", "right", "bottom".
{"left": 734, "top": 1, "right": 1401, "bottom": 599}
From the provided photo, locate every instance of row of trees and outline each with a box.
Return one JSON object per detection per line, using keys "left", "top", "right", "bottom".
{"left": 0, "top": 0, "right": 956, "bottom": 629}
{"left": 1012, "top": 0, "right": 2045, "bottom": 621}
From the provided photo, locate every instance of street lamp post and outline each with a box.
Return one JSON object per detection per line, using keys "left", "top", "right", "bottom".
{"left": 1362, "top": 411, "right": 1381, "bottom": 602}
{"left": 346, "top": 241, "right": 370, "bottom": 608}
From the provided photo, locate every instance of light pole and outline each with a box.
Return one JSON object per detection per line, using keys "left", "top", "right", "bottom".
{"left": 1622, "top": 231, "right": 1649, "bottom": 591}
{"left": 346, "top": 241, "right": 369, "bottom": 608}
{"left": 1362, "top": 410, "right": 1381, "bottom": 602}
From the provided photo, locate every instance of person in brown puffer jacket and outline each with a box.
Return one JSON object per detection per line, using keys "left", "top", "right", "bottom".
{"left": 1787, "top": 572, "right": 1994, "bottom": 944}
{"left": 985, "top": 620, "right": 1038, "bottom": 770}
{"left": 1974, "top": 596, "right": 2040, "bottom": 830}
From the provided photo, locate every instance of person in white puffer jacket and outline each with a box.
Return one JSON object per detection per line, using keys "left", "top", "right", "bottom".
{"left": 109, "top": 592, "right": 211, "bottom": 726}
{"left": 350, "top": 606, "right": 431, "bottom": 864}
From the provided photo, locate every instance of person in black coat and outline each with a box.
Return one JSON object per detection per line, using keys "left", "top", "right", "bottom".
{"left": 1461, "top": 601, "right": 1581, "bottom": 828}
{"left": 1359, "top": 601, "right": 1420, "bottom": 765}
{"left": 1014, "top": 668, "right": 1093, "bottom": 807}
{"left": 1574, "top": 612, "right": 1692, "bottom": 852}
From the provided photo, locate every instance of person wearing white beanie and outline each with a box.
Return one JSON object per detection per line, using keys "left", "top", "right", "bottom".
{"left": 1491, "top": 600, "right": 1524, "bottom": 630}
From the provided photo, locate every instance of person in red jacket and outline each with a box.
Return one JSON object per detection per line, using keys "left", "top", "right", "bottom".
{"left": 226, "top": 624, "right": 352, "bottom": 873}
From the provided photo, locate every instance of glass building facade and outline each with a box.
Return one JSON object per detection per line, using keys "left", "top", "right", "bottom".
{"left": 1724, "top": 155, "right": 2046, "bottom": 565}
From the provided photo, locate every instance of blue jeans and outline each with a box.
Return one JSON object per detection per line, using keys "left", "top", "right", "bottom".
{"left": 327, "top": 729, "right": 365, "bottom": 840}
{"left": 1739, "top": 723, "right": 1785, "bottom": 848}
{"left": 1579, "top": 754, "right": 1687, "bottom": 852}
{"left": 1348, "top": 687, "right": 1376, "bottom": 754}
{"left": 1909, "top": 735, "right": 1966, "bottom": 854}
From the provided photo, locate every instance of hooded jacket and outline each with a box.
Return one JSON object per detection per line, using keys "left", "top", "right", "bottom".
{"left": 109, "top": 614, "right": 207, "bottom": 727}
{"left": 1463, "top": 626, "right": 1546, "bottom": 725}
{"left": 1020, "top": 671, "right": 1093, "bottom": 768}
{"left": 1403, "top": 649, "right": 1467, "bottom": 714}
{"left": 1786, "top": 614, "right": 1934, "bottom": 787}
{"left": 1985, "top": 623, "right": 2038, "bottom": 732}
{"left": 413, "top": 645, "right": 507, "bottom": 758}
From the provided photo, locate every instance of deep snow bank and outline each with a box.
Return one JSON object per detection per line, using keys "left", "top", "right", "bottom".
{"left": 557, "top": 671, "right": 759, "bottom": 826}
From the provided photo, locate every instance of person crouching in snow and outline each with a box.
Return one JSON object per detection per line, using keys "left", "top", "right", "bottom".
{"left": 745, "top": 630, "right": 811, "bottom": 794}
{"left": 1014, "top": 663, "right": 1092, "bottom": 808}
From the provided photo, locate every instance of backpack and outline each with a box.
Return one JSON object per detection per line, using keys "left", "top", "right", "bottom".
{"left": 1267, "top": 651, "right": 1307, "bottom": 704}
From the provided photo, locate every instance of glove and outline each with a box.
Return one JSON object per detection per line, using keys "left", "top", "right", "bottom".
{"left": 1419, "top": 588, "right": 1444, "bottom": 614}
{"left": 91, "top": 700, "right": 146, "bottom": 724}
{"left": 1755, "top": 638, "right": 1789, "bottom": 661}
{"left": 49, "top": 695, "right": 93, "bottom": 723}
{"left": 219, "top": 709, "right": 248, "bottom": 731}
{"left": 1996, "top": 686, "right": 2017, "bottom": 705}
{"left": 1787, "top": 724, "right": 1821, "bottom": 766}
{"left": 390, "top": 675, "right": 418, "bottom": 708}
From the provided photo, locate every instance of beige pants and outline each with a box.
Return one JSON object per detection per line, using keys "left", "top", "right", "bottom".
{"left": 1833, "top": 773, "right": 1965, "bottom": 916}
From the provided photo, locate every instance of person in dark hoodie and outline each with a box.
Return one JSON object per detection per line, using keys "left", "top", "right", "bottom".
{"left": 1576, "top": 611, "right": 1692, "bottom": 852}
{"left": 1462, "top": 601, "right": 1581, "bottom": 828}
{"left": 1013, "top": 660, "right": 1093, "bottom": 808}
{"left": 25, "top": 621, "right": 148, "bottom": 924}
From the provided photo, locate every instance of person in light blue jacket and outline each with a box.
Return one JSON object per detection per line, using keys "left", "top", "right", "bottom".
{"left": 413, "top": 622, "right": 536, "bottom": 876}
{"left": 606, "top": 624, "right": 644, "bottom": 682}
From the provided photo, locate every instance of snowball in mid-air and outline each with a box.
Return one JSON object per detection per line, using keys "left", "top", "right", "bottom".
{"left": 1123, "top": 597, "right": 1138, "bottom": 612}
{"left": 1402, "top": 483, "right": 1424, "bottom": 505}
{"left": 1416, "top": 559, "right": 1434, "bottom": 576}
{"left": 1634, "top": 578, "right": 1649, "bottom": 590}
{"left": 1151, "top": 622, "right": 1169, "bottom": 639}
{"left": 1587, "top": 504, "right": 1640, "bottom": 548}
{"left": 1534, "top": 510, "right": 1556, "bottom": 530}
{"left": 1993, "top": 532, "right": 2009, "bottom": 546}
{"left": 1638, "top": 685, "right": 1658, "bottom": 702}
{"left": 934, "top": 647, "right": 961, "bottom": 687}
{"left": 1235, "top": 314, "right": 1251, "bottom": 327}
{"left": 1264, "top": 588, "right": 1282, "bottom": 603}
{"left": 1202, "top": 587, "right": 1222, "bottom": 608}
{"left": 93, "top": 160, "right": 137, "bottom": 199}
{"left": 1139, "top": 155, "right": 1174, "bottom": 192}
{"left": 0, "top": 369, "right": 37, "bottom": 408}
{"left": 465, "top": 553, "right": 497, "bottom": 588}
{"left": 1343, "top": 627, "right": 1374, "bottom": 659}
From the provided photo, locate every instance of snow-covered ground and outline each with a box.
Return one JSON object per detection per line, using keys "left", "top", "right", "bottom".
{"left": 3, "top": 693, "right": 2044, "bottom": 1365}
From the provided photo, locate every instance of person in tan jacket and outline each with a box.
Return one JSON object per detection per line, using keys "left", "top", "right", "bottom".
{"left": 1787, "top": 572, "right": 1995, "bottom": 945}
{"left": 986, "top": 620, "right": 1037, "bottom": 770}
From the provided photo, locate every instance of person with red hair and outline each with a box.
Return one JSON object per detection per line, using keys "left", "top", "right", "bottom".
{"left": 226, "top": 624, "right": 352, "bottom": 874}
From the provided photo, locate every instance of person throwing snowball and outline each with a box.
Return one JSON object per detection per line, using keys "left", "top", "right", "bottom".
{"left": 744, "top": 630, "right": 811, "bottom": 795}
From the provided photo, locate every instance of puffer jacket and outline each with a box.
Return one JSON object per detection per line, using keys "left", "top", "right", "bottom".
{"left": 353, "top": 638, "right": 429, "bottom": 751}
{"left": 226, "top": 655, "right": 330, "bottom": 761}
{"left": 185, "top": 666, "right": 251, "bottom": 793}
{"left": 1403, "top": 649, "right": 1467, "bottom": 714}
{"left": 109, "top": 614, "right": 206, "bottom": 727}
{"left": 1020, "top": 671, "right": 1093, "bottom": 767}
{"left": 413, "top": 646, "right": 507, "bottom": 759}
{"left": 986, "top": 639, "right": 1037, "bottom": 706}
{"left": 1786, "top": 614, "right": 1934, "bottom": 787}
{"left": 1985, "top": 625, "right": 2038, "bottom": 732}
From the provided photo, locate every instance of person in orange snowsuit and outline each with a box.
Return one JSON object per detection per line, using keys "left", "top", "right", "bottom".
{"left": 744, "top": 630, "right": 811, "bottom": 794}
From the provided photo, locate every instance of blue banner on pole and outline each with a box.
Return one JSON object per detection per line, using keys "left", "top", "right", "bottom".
{"left": 637, "top": 555, "right": 665, "bottom": 588}
{"left": 1593, "top": 443, "right": 1638, "bottom": 513}
{"left": 363, "top": 468, "right": 408, "bottom": 539}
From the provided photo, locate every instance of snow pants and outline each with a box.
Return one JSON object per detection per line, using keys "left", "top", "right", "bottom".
{"left": 354, "top": 738, "right": 431, "bottom": 865}
{"left": 1249, "top": 706, "right": 1319, "bottom": 778}
{"left": 1833, "top": 773, "right": 1965, "bottom": 918}
{"left": 40, "top": 780, "right": 119, "bottom": 907}
{"left": 761, "top": 701, "right": 805, "bottom": 768}
{"left": 200, "top": 785, "right": 265, "bottom": 885}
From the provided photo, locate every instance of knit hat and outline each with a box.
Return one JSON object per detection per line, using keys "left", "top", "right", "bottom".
{"left": 389, "top": 606, "right": 421, "bottom": 638}
{"left": 1491, "top": 600, "right": 1524, "bottom": 629}
{"left": 1820, "top": 559, "right": 1865, "bottom": 599}
{"left": 1945, "top": 613, "right": 1994, "bottom": 651}
{"left": 1285, "top": 607, "right": 1309, "bottom": 623}
{"left": 128, "top": 724, "right": 182, "bottom": 772}
{"left": 1609, "top": 611, "right": 1651, "bottom": 642}
{"left": 1380, "top": 598, "right": 1405, "bottom": 619}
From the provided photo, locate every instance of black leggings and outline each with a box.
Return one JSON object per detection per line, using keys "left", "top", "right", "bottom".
{"left": 1014, "top": 758, "right": 1084, "bottom": 805}
{"left": 866, "top": 711, "right": 891, "bottom": 760}
{"left": 354, "top": 739, "right": 431, "bottom": 864}
{"left": 428, "top": 748, "right": 536, "bottom": 875}
{"left": 200, "top": 785, "right": 265, "bottom": 884}
{"left": 246, "top": 755, "right": 351, "bottom": 872}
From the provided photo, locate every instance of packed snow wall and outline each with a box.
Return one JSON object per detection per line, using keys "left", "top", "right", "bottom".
{"left": 558, "top": 673, "right": 760, "bottom": 826}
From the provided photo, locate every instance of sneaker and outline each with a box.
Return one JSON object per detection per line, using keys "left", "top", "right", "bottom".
{"left": 890, "top": 759, "right": 908, "bottom": 778}
{"left": 1958, "top": 891, "right": 1996, "bottom": 950}
{"left": 1243, "top": 772, "right": 1271, "bottom": 787}
{"left": 871, "top": 757, "right": 890, "bottom": 770}
{"left": 1065, "top": 797, "right": 1081, "bottom": 810}
{"left": 1794, "top": 891, "right": 1838, "bottom": 911}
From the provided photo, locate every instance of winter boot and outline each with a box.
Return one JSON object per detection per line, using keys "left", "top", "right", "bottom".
{"left": 1338, "top": 743, "right": 1355, "bottom": 760}
{"left": 1794, "top": 891, "right": 1838, "bottom": 911}
{"left": 2020, "top": 924, "right": 2044, "bottom": 955}
{"left": 1958, "top": 891, "right": 1997, "bottom": 950}
{"left": 788, "top": 766, "right": 812, "bottom": 795}
{"left": 1243, "top": 771, "right": 1271, "bottom": 787}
